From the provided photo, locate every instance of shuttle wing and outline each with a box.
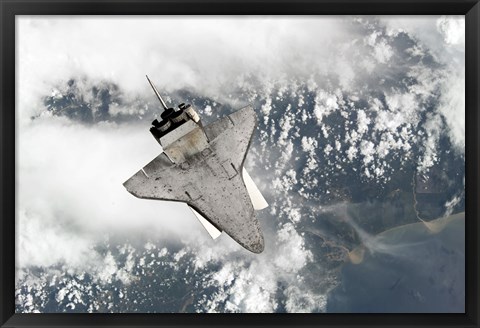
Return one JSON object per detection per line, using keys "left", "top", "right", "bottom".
{"left": 124, "top": 106, "right": 264, "bottom": 253}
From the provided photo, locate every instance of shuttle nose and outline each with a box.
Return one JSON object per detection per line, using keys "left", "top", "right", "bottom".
{"left": 243, "top": 231, "right": 265, "bottom": 254}
{"left": 249, "top": 239, "right": 265, "bottom": 254}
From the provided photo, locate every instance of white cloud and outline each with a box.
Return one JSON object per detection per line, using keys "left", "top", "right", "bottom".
{"left": 284, "top": 285, "right": 327, "bottom": 313}
{"left": 374, "top": 40, "right": 393, "bottom": 64}
{"left": 356, "top": 109, "right": 370, "bottom": 135}
{"left": 437, "top": 68, "right": 465, "bottom": 153}
{"left": 313, "top": 90, "right": 339, "bottom": 124}
{"left": 16, "top": 117, "right": 207, "bottom": 269}
{"left": 198, "top": 220, "right": 314, "bottom": 313}
{"left": 203, "top": 105, "right": 213, "bottom": 116}
{"left": 359, "top": 140, "right": 375, "bottom": 165}
{"left": 274, "top": 223, "right": 312, "bottom": 272}
{"left": 17, "top": 16, "right": 355, "bottom": 124}
{"left": 417, "top": 112, "right": 442, "bottom": 172}
{"left": 301, "top": 136, "right": 317, "bottom": 153}
{"left": 380, "top": 15, "right": 465, "bottom": 154}
{"left": 437, "top": 16, "right": 465, "bottom": 46}
{"left": 17, "top": 209, "right": 95, "bottom": 268}
{"left": 278, "top": 106, "right": 295, "bottom": 146}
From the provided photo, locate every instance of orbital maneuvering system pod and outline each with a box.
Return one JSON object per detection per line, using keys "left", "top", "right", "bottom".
{"left": 123, "top": 76, "right": 268, "bottom": 253}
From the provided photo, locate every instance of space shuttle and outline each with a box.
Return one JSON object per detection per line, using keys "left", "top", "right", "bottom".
{"left": 123, "top": 76, "right": 268, "bottom": 253}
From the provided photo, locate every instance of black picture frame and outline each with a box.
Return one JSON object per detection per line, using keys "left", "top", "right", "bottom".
{"left": 1, "top": 0, "right": 478, "bottom": 327}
